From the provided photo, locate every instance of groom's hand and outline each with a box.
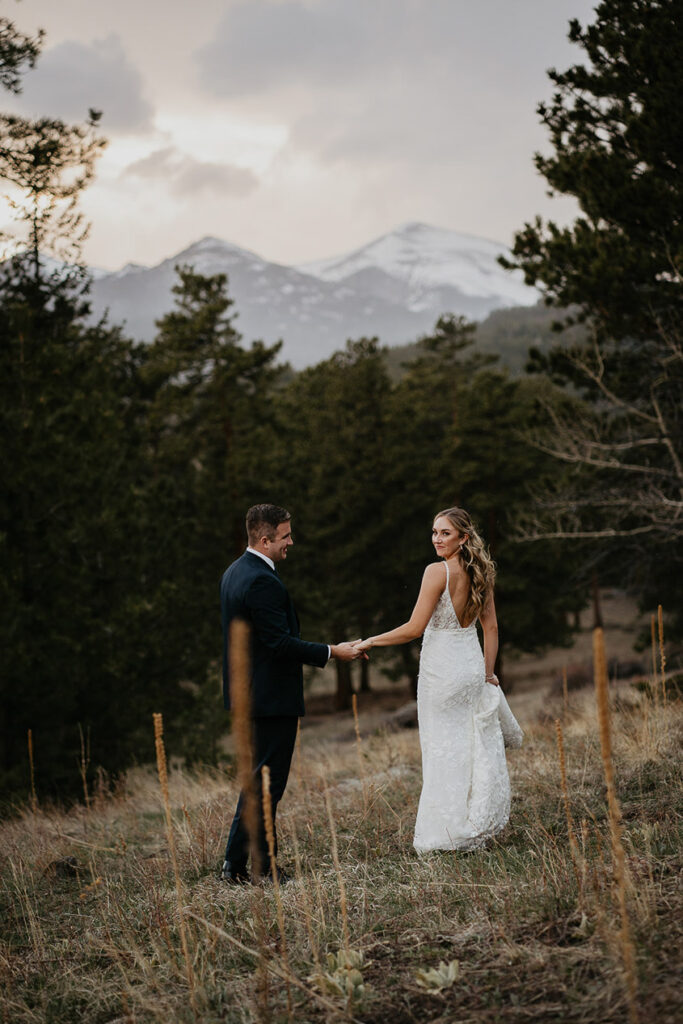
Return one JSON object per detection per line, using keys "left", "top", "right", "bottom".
{"left": 330, "top": 642, "right": 368, "bottom": 661}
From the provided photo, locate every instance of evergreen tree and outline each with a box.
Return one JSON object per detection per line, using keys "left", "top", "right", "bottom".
{"left": 507, "top": 0, "right": 681, "bottom": 343}
{"left": 450, "top": 369, "right": 581, "bottom": 676}
{"left": 503, "top": 0, "right": 683, "bottom": 628}
{"left": 0, "top": 9, "right": 42, "bottom": 94}
{"left": 0, "top": 259, "right": 152, "bottom": 797}
{"left": 277, "top": 317, "right": 581, "bottom": 699}
{"left": 138, "top": 266, "right": 285, "bottom": 756}
{"left": 0, "top": 110, "right": 106, "bottom": 278}
{"left": 273, "top": 338, "right": 393, "bottom": 709}
{"left": 376, "top": 317, "right": 496, "bottom": 692}
{"left": 0, "top": 12, "right": 150, "bottom": 798}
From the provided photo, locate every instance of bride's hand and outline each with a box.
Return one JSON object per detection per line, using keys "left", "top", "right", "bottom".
{"left": 485, "top": 673, "right": 499, "bottom": 687}
{"left": 353, "top": 638, "right": 373, "bottom": 653}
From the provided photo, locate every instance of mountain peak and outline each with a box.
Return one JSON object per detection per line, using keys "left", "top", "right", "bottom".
{"left": 88, "top": 222, "right": 539, "bottom": 368}
{"left": 391, "top": 220, "right": 503, "bottom": 249}
{"left": 181, "top": 235, "right": 252, "bottom": 255}
{"left": 394, "top": 220, "right": 434, "bottom": 234}
{"left": 190, "top": 234, "right": 231, "bottom": 247}
{"left": 168, "top": 234, "right": 267, "bottom": 273}
{"left": 298, "top": 224, "right": 535, "bottom": 308}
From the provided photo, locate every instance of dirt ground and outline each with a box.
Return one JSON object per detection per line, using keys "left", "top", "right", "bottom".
{"left": 503, "top": 588, "right": 652, "bottom": 693}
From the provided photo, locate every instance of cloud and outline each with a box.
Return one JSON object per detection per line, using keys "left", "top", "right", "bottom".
{"left": 196, "top": 0, "right": 420, "bottom": 96}
{"left": 195, "top": 0, "right": 549, "bottom": 98}
{"left": 194, "top": 0, "right": 597, "bottom": 167}
{"left": 124, "top": 146, "right": 258, "bottom": 197}
{"left": 12, "top": 35, "right": 154, "bottom": 132}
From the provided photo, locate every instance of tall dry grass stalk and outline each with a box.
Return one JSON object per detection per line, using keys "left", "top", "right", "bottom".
{"left": 593, "top": 628, "right": 639, "bottom": 1024}
{"left": 351, "top": 694, "right": 367, "bottom": 811}
{"left": 152, "top": 712, "right": 197, "bottom": 1017}
{"left": 293, "top": 719, "right": 305, "bottom": 793}
{"left": 261, "top": 765, "right": 293, "bottom": 1019}
{"left": 11, "top": 859, "right": 45, "bottom": 955}
{"left": 650, "top": 615, "right": 659, "bottom": 706}
{"left": 78, "top": 723, "right": 91, "bottom": 811}
{"left": 657, "top": 605, "right": 667, "bottom": 704}
{"left": 289, "top": 821, "right": 321, "bottom": 973}
{"left": 323, "top": 784, "right": 350, "bottom": 956}
{"left": 554, "top": 719, "right": 582, "bottom": 901}
{"left": 229, "top": 619, "right": 262, "bottom": 879}
{"left": 27, "top": 728, "right": 37, "bottom": 813}
{"left": 229, "top": 620, "right": 270, "bottom": 1018}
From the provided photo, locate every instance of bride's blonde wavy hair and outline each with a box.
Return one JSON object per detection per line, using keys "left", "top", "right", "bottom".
{"left": 435, "top": 507, "right": 496, "bottom": 624}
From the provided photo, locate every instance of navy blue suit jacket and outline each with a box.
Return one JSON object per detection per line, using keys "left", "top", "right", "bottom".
{"left": 221, "top": 551, "right": 329, "bottom": 717}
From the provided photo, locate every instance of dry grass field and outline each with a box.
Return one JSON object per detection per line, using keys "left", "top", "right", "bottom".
{"left": 1, "top": 627, "right": 681, "bottom": 1024}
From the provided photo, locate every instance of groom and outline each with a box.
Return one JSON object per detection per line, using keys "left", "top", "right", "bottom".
{"left": 220, "top": 503, "right": 362, "bottom": 883}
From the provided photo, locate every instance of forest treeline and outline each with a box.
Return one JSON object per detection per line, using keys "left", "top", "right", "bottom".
{"left": 1, "top": 0, "right": 681, "bottom": 803}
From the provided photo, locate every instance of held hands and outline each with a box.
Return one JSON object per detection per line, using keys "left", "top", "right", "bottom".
{"left": 352, "top": 638, "right": 373, "bottom": 653}
{"left": 331, "top": 641, "right": 369, "bottom": 662}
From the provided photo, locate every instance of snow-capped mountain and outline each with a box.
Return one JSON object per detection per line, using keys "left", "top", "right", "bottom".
{"left": 88, "top": 224, "right": 538, "bottom": 368}
{"left": 299, "top": 222, "right": 535, "bottom": 313}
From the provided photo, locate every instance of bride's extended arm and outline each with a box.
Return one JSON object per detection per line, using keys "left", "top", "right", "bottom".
{"left": 356, "top": 563, "right": 445, "bottom": 650}
{"left": 480, "top": 594, "right": 499, "bottom": 685}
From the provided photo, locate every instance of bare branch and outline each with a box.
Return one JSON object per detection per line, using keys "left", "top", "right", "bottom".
{"left": 517, "top": 524, "right": 659, "bottom": 541}
{"left": 525, "top": 437, "right": 674, "bottom": 477}
{"left": 564, "top": 336, "right": 659, "bottom": 425}
{"left": 650, "top": 390, "right": 683, "bottom": 489}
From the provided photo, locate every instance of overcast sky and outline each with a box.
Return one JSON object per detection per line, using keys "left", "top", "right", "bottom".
{"left": 3, "top": 0, "right": 597, "bottom": 270}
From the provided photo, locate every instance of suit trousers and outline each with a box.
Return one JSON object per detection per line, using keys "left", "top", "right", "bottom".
{"left": 224, "top": 716, "right": 298, "bottom": 875}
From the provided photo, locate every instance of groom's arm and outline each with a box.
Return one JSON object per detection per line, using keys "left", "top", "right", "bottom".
{"left": 245, "top": 575, "right": 329, "bottom": 667}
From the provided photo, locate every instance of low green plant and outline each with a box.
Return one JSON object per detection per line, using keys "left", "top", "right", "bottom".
{"left": 415, "top": 958, "right": 460, "bottom": 991}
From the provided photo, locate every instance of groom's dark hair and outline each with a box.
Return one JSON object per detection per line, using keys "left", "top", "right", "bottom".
{"left": 246, "top": 504, "right": 291, "bottom": 544}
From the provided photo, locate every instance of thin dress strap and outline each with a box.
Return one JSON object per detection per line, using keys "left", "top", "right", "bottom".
{"left": 443, "top": 560, "right": 450, "bottom": 591}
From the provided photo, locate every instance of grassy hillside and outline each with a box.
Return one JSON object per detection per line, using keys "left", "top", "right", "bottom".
{"left": 383, "top": 301, "right": 587, "bottom": 379}
{"left": 1, "top": 663, "right": 680, "bottom": 1023}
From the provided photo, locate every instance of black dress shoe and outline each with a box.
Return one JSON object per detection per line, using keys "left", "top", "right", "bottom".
{"left": 220, "top": 861, "right": 250, "bottom": 884}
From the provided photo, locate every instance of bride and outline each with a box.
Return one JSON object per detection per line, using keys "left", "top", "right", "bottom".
{"left": 355, "top": 507, "right": 522, "bottom": 852}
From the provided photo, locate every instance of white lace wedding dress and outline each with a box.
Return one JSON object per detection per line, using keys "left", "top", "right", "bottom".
{"left": 413, "top": 562, "right": 523, "bottom": 853}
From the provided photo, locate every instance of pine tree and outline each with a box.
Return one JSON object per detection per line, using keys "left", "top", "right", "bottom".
{"left": 384, "top": 321, "right": 578, "bottom": 690}
{"left": 138, "top": 266, "right": 285, "bottom": 753}
{"left": 506, "top": 0, "right": 682, "bottom": 342}
{"left": 0, "top": 12, "right": 42, "bottom": 94}
{"left": 503, "top": 0, "right": 683, "bottom": 626}
{"left": 273, "top": 338, "right": 393, "bottom": 710}
{"left": 0, "top": 12, "right": 146, "bottom": 797}
{"left": 0, "top": 258, "right": 150, "bottom": 797}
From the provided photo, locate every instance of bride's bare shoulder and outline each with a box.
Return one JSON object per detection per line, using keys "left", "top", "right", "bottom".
{"left": 422, "top": 561, "right": 446, "bottom": 582}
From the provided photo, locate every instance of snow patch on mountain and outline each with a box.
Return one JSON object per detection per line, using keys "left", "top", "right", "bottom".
{"left": 299, "top": 222, "right": 537, "bottom": 310}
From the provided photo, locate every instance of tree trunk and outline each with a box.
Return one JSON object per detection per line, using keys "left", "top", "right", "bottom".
{"left": 401, "top": 647, "right": 419, "bottom": 700}
{"left": 591, "top": 571, "right": 603, "bottom": 630}
{"left": 487, "top": 506, "right": 497, "bottom": 556}
{"left": 497, "top": 648, "right": 511, "bottom": 694}
{"left": 334, "top": 660, "right": 353, "bottom": 711}
{"left": 359, "top": 657, "right": 371, "bottom": 693}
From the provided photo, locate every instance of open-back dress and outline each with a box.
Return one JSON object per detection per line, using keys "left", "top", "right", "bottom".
{"left": 413, "top": 561, "right": 523, "bottom": 853}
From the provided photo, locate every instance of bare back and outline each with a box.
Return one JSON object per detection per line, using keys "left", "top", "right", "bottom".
{"left": 444, "top": 558, "right": 475, "bottom": 627}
